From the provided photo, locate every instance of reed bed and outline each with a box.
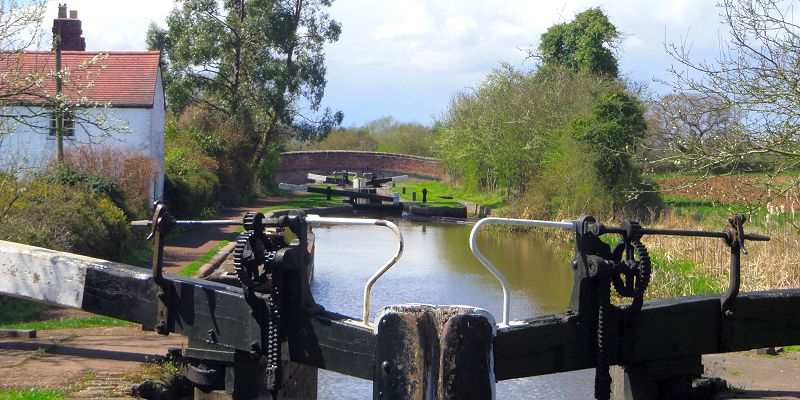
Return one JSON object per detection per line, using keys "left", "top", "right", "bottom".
{"left": 644, "top": 209, "right": 800, "bottom": 299}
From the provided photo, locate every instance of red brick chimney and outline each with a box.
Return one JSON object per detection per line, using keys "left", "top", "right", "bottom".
{"left": 52, "top": 4, "right": 86, "bottom": 51}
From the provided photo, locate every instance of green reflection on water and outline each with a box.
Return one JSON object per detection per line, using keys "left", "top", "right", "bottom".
{"left": 428, "top": 222, "right": 575, "bottom": 314}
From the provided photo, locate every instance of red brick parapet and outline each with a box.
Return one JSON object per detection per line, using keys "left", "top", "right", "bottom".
{"left": 275, "top": 151, "right": 445, "bottom": 184}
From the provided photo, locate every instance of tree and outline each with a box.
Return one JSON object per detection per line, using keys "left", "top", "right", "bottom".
{"left": 437, "top": 9, "right": 655, "bottom": 218}
{"left": 645, "top": 93, "right": 744, "bottom": 170}
{"left": 664, "top": 0, "right": 800, "bottom": 174}
{"left": 537, "top": 8, "right": 621, "bottom": 77}
{"left": 149, "top": 0, "right": 342, "bottom": 190}
{"left": 570, "top": 88, "right": 647, "bottom": 190}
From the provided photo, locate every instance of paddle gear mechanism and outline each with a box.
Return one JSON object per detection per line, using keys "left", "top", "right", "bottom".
{"left": 561, "top": 214, "right": 765, "bottom": 400}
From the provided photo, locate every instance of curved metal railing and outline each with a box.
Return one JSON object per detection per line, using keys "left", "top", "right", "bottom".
{"left": 306, "top": 215, "right": 404, "bottom": 326}
{"left": 469, "top": 217, "right": 574, "bottom": 326}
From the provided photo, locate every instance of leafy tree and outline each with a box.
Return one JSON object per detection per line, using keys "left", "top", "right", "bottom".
{"left": 570, "top": 88, "right": 647, "bottom": 190}
{"left": 663, "top": 0, "right": 800, "bottom": 175}
{"left": 437, "top": 9, "right": 655, "bottom": 218}
{"left": 375, "top": 123, "right": 435, "bottom": 156}
{"left": 537, "top": 8, "right": 620, "bottom": 77}
{"left": 149, "top": 0, "right": 342, "bottom": 190}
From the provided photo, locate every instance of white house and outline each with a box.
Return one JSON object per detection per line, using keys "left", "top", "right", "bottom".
{"left": 0, "top": 6, "right": 165, "bottom": 201}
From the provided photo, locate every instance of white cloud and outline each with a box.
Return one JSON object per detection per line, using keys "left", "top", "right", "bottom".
{"left": 32, "top": 0, "right": 753, "bottom": 124}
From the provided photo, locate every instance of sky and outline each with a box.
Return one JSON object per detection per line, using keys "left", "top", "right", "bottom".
{"left": 41, "top": 0, "right": 729, "bottom": 127}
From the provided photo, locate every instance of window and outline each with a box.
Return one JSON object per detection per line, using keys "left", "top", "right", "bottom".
{"left": 49, "top": 110, "right": 75, "bottom": 137}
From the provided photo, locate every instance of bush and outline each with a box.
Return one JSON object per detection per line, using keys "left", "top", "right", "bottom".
{"left": 164, "top": 169, "right": 219, "bottom": 218}
{"left": 164, "top": 119, "right": 222, "bottom": 215}
{"left": 61, "top": 146, "right": 158, "bottom": 218}
{"left": 42, "top": 164, "right": 130, "bottom": 215}
{"left": 515, "top": 132, "right": 615, "bottom": 219}
{"left": 0, "top": 177, "right": 139, "bottom": 261}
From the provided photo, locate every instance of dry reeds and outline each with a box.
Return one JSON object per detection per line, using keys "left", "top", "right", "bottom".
{"left": 645, "top": 209, "right": 799, "bottom": 299}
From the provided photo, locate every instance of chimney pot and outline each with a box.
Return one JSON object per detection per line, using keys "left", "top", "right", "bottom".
{"left": 53, "top": 4, "right": 85, "bottom": 51}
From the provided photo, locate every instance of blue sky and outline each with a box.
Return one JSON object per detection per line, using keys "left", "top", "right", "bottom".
{"left": 46, "top": 0, "right": 728, "bottom": 127}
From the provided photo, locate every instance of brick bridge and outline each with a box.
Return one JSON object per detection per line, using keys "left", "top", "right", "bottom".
{"left": 274, "top": 151, "right": 445, "bottom": 184}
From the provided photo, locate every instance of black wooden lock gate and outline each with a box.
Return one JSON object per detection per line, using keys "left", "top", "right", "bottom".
{"left": 2, "top": 203, "right": 799, "bottom": 400}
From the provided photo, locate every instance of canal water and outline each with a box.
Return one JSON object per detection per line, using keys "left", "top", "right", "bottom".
{"left": 310, "top": 217, "right": 594, "bottom": 399}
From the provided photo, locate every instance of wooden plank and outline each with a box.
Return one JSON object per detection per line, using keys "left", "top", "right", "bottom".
{"left": 721, "top": 289, "right": 800, "bottom": 351}
{"left": 287, "top": 312, "right": 376, "bottom": 381}
{"left": 307, "top": 186, "right": 393, "bottom": 202}
{"left": 495, "top": 290, "right": 800, "bottom": 380}
{"left": 0, "top": 240, "right": 93, "bottom": 308}
{"left": 494, "top": 314, "right": 596, "bottom": 380}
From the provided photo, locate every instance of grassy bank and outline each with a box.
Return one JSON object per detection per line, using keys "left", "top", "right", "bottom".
{"left": 0, "top": 388, "right": 65, "bottom": 400}
{"left": 395, "top": 180, "right": 506, "bottom": 209}
{"left": 0, "top": 315, "right": 133, "bottom": 330}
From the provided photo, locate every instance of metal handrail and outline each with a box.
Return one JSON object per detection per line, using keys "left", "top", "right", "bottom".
{"left": 469, "top": 217, "right": 574, "bottom": 326}
{"left": 306, "top": 215, "right": 404, "bottom": 326}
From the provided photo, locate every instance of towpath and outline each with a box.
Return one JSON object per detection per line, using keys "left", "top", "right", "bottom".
{"left": 156, "top": 195, "right": 290, "bottom": 274}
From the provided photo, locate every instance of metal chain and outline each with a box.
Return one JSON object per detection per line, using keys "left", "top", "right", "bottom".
{"left": 265, "top": 253, "right": 282, "bottom": 390}
{"left": 595, "top": 280, "right": 613, "bottom": 400}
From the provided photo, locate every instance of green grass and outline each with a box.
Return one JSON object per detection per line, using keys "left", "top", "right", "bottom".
{"left": 662, "top": 195, "right": 795, "bottom": 229}
{"left": 0, "top": 315, "right": 134, "bottom": 330}
{"left": 177, "top": 240, "right": 230, "bottom": 277}
{"left": 395, "top": 181, "right": 506, "bottom": 209}
{"left": 260, "top": 191, "right": 344, "bottom": 213}
{"left": 785, "top": 345, "right": 800, "bottom": 351}
{"left": 0, "top": 389, "right": 65, "bottom": 400}
{"left": 0, "top": 297, "right": 49, "bottom": 325}
{"left": 649, "top": 251, "right": 723, "bottom": 298}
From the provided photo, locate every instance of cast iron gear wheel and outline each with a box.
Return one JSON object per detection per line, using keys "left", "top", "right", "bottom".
{"left": 611, "top": 240, "right": 651, "bottom": 300}
{"left": 233, "top": 231, "right": 268, "bottom": 288}
{"left": 243, "top": 212, "right": 266, "bottom": 233}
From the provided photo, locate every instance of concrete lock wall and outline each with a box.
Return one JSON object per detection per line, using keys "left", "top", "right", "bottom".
{"left": 275, "top": 151, "right": 445, "bottom": 184}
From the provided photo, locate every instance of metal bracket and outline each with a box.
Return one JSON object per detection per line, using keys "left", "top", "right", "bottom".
{"left": 148, "top": 201, "right": 175, "bottom": 335}
{"left": 721, "top": 214, "right": 748, "bottom": 316}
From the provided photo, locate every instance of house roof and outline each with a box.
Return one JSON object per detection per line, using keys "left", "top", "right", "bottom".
{"left": 0, "top": 51, "right": 161, "bottom": 108}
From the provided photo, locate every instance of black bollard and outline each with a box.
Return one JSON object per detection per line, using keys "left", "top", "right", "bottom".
{"left": 402, "top": 186, "right": 406, "bottom": 194}
{"left": 326, "top": 186, "right": 332, "bottom": 200}
{"left": 412, "top": 192, "right": 416, "bottom": 201}
{"left": 422, "top": 188, "right": 427, "bottom": 203}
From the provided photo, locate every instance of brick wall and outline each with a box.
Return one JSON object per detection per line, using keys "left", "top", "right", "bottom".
{"left": 275, "top": 151, "right": 445, "bottom": 184}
